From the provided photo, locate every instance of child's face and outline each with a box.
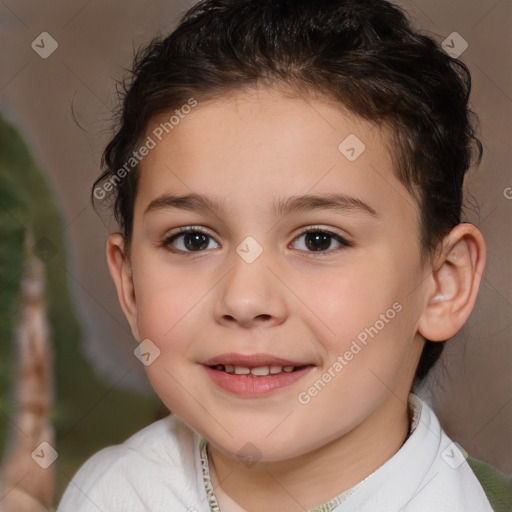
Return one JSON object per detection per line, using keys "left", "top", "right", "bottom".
{"left": 120, "top": 86, "right": 432, "bottom": 461}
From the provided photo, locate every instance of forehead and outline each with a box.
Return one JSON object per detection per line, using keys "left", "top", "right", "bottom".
{"left": 136, "top": 87, "right": 418, "bottom": 224}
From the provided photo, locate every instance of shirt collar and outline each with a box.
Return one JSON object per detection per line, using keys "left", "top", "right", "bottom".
{"left": 198, "top": 393, "right": 423, "bottom": 512}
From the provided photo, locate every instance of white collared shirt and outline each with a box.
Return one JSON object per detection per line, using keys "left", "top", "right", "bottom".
{"left": 56, "top": 394, "right": 494, "bottom": 512}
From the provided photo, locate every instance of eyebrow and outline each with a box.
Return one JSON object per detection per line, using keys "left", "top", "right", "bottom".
{"left": 144, "top": 192, "right": 377, "bottom": 218}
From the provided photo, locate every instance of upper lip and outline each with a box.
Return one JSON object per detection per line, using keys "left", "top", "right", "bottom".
{"left": 202, "top": 353, "right": 313, "bottom": 367}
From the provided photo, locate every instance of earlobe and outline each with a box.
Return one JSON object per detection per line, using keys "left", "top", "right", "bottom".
{"left": 418, "top": 223, "right": 486, "bottom": 342}
{"left": 106, "top": 233, "right": 141, "bottom": 341}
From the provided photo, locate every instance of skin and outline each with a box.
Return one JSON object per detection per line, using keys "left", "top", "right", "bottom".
{"left": 107, "top": 85, "right": 486, "bottom": 511}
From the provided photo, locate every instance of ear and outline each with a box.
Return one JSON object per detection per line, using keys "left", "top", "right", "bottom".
{"left": 106, "top": 233, "right": 141, "bottom": 341}
{"left": 418, "top": 223, "right": 486, "bottom": 342}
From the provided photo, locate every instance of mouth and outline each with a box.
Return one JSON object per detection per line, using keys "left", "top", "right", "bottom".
{"left": 202, "top": 354, "right": 315, "bottom": 395}
{"left": 207, "top": 363, "right": 308, "bottom": 377}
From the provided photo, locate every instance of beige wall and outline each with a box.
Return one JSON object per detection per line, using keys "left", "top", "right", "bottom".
{"left": 1, "top": 0, "right": 510, "bottom": 473}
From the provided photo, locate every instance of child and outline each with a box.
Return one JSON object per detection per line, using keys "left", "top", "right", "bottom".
{"left": 57, "top": 0, "right": 505, "bottom": 510}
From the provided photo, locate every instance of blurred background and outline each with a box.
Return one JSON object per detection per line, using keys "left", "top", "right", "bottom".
{"left": 0, "top": 0, "right": 510, "bottom": 509}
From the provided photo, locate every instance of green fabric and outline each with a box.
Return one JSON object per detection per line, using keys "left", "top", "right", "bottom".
{"left": 467, "top": 456, "right": 512, "bottom": 512}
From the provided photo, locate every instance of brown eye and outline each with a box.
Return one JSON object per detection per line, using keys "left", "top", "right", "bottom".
{"left": 292, "top": 229, "right": 351, "bottom": 253}
{"left": 163, "top": 228, "right": 219, "bottom": 253}
{"left": 304, "top": 232, "right": 333, "bottom": 251}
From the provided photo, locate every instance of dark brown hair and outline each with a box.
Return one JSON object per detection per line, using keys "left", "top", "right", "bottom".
{"left": 93, "top": 0, "right": 482, "bottom": 386}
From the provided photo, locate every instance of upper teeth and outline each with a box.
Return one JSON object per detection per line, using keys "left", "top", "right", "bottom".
{"left": 214, "top": 364, "right": 296, "bottom": 376}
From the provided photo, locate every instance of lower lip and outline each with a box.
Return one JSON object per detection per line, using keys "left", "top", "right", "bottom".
{"left": 203, "top": 365, "right": 313, "bottom": 395}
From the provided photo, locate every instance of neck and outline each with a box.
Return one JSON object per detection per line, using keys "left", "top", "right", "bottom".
{"left": 208, "top": 393, "right": 412, "bottom": 512}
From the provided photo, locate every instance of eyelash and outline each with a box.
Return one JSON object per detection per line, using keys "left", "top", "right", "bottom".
{"left": 161, "top": 226, "right": 352, "bottom": 256}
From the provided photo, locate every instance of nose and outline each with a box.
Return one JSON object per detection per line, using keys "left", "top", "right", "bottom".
{"left": 213, "top": 251, "right": 288, "bottom": 329}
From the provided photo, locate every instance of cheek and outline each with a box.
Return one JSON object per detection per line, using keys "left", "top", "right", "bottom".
{"left": 310, "top": 254, "right": 417, "bottom": 370}
{"left": 132, "top": 271, "right": 203, "bottom": 412}
{"left": 132, "top": 258, "right": 203, "bottom": 350}
{"left": 310, "top": 261, "right": 394, "bottom": 335}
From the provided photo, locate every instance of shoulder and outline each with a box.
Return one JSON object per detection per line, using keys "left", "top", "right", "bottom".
{"left": 56, "top": 414, "right": 204, "bottom": 512}
{"left": 414, "top": 398, "right": 500, "bottom": 511}
{"left": 81, "top": 412, "right": 195, "bottom": 471}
